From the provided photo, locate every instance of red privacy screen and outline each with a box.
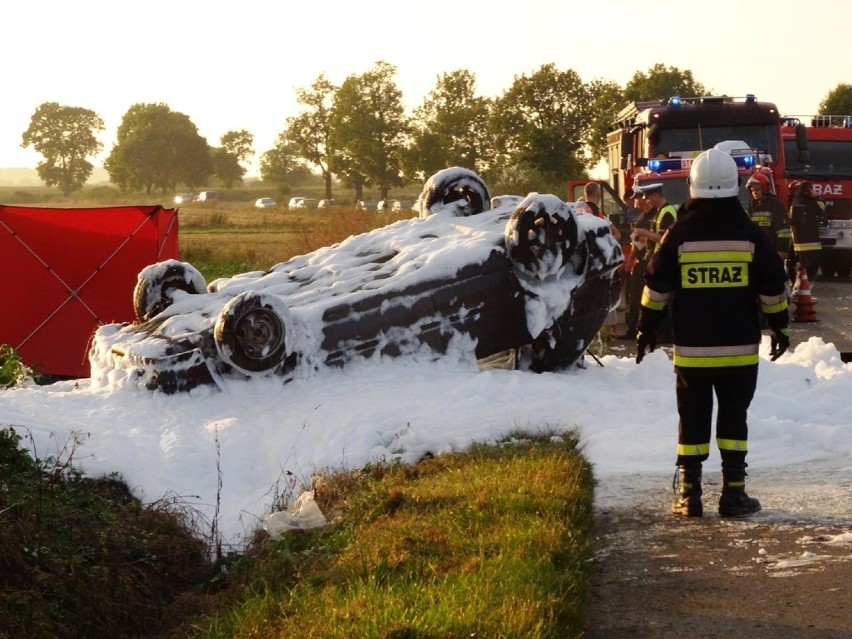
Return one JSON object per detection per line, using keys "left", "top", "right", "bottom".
{"left": 0, "top": 205, "right": 179, "bottom": 378}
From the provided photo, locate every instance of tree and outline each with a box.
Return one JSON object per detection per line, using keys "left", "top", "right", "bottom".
{"left": 329, "top": 61, "right": 409, "bottom": 201}
{"left": 213, "top": 130, "right": 253, "bottom": 189}
{"left": 586, "top": 79, "right": 624, "bottom": 166}
{"left": 21, "top": 102, "right": 104, "bottom": 195}
{"left": 818, "top": 83, "right": 852, "bottom": 115}
{"left": 104, "top": 103, "right": 213, "bottom": 195}
{"left": 622, "top": 63, "right": 708, "bottom": 103}
{"left": 220, "top": 129, "right": 254, "bottom": 163}
{"left": 259, "top": 133, "right": 312, "bottom": 192}
{"left": 211, "top": 147, "right": 244, "bottom": 189}
{"left": 286, "top": 74, "right": 337, "bottom": 199}
{"left": 406, "top": 70, "right": 493, "bottom": 181}
{"left": 488, "top": 64, "right": 596, "bottom": 193}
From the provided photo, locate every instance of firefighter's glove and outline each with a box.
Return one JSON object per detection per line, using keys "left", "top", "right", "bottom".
{"left": 770, "top": 328, "right": 790, "bottom": 361}
{"left": 636, "top": 331, "right": 657, "bottom": 364}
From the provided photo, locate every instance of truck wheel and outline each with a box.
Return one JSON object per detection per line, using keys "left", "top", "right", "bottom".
{"left": 504, "top": 195, "right": 579, "bottom": 279}
{"left": 133, "top": 260, "right": 207, "bottom": 322}
{"left": 214, "top": 292, "right": 291, "bottom": 375}
{"left": 419, "top": 167, "right": 491, "bottom": 217}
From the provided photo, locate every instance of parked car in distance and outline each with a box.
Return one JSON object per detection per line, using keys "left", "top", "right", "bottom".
{"left": 292, "top": 198, "right": 318, "bottom": 209}
{"left": 356, "top": 200, "right": 379, "bottom": 211}
{"left": 318, "top": 198, "right": 336, "bottom": 208}
{"left": 377, "top": 199, "right": 400, "bottom": 211}
{"left": 197, "top": 191, "right": 218, "bottom": 202}
{"left": 174, "top": 193, "right": 195, "bottom": 205}
{"left": 392, "top": 200, "right": 415, "bottom": 213}
{"left": 255, "top": 198, "right": 277, "bottom": 208}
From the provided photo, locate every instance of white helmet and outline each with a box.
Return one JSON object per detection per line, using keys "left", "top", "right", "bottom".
{"left": 689, "top": 148, "right": 739, "bottom": 198}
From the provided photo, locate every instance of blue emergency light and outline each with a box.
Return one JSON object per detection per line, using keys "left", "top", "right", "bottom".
{"left": 647, "top": 152, "right": 756, "bottom": 173}
{"left": 668, "top": 96, "right": 683, "bottom": 107}
{"left": 647, "top": 157, "right": 683, "bottom": 172}
{"left": 732, "top": 154, "right": 757, "bottom": 168}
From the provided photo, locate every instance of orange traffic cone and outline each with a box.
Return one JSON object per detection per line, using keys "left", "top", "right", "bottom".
{"left": 792, "top": 266, "right": 819, "bottom": 323}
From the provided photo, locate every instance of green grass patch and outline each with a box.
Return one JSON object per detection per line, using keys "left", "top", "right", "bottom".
{"left": 188, "top": 432, "right": 594, "bottom": 638}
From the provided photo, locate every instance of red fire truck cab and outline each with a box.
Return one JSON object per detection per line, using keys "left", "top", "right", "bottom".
{"left": 783, "top": 115, "right": 852, "bottom": 277}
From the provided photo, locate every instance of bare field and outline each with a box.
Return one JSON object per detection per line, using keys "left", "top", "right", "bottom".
{"left": 178, "top": 203, "right": 415, "bottom": 272}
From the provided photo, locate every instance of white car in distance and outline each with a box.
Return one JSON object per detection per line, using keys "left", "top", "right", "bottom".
{"left": 255, "top": 198, "right": 277, "bottom": 208}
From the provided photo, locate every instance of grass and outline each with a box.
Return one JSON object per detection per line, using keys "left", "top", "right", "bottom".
{"left": 185, "top": 432, "right": 594, "bottom": 639}
{"left": 177, "top": 203, "right": 415, "bottom": 281}
{"left": 0, "top": 426, "right": 215, "bottom": 639}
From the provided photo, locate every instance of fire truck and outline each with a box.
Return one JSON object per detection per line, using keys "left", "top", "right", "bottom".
{"left": 604, "top": 94, "right": 792, "bottom": 202}
{"left": 568, "top": 95, "right": 800, "bottom": 233}
{"left": 782, "top": 115, "right": 852, "bottom": 277}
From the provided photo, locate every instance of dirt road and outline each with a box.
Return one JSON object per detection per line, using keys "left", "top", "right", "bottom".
{"left": 585, "top": 464, "right": 852, "bottom": 638}
{"left": 589, "top": 280, "right": 852, "bottom": 637}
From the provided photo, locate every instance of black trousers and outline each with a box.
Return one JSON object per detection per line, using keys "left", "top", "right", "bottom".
{"left": 675, "top": 366, "right": 758, "bottom": 476}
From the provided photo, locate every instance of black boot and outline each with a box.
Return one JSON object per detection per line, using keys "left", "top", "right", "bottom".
{"left": 671, "top": 466, "right": 702, "bottom": 517}
{"left": 719, "top": 475, "right": 761, "bottom": 517}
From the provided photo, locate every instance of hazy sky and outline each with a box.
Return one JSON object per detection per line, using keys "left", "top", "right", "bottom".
{"left": 6, "top": 0, "right": 851, "bottom": 176}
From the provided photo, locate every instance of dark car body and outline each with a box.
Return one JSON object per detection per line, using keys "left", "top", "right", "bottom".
{"left": 90, "top": 169, "right": 623, "bottom": 393}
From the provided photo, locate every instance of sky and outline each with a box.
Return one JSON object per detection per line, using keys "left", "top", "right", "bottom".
{"left": 5, "top": 0, "right": 852, "bottom": 177}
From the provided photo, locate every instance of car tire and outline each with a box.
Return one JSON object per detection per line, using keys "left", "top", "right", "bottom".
{"left": 133, "top": 260, "right": 207, "bottom": 322}
{"left": 504, "top": 195, "right": 580, "bottom": 279}
{"left": 419, "top": 167, "right": 491, "bottom": 217}
{"left": 214, "top": 292, "right": 291, "bottom": 375}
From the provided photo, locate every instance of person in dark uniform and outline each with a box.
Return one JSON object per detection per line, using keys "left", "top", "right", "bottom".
{"left": 635, "top": 148, "right": 790, "bottom": 518}
{"left": 787, "top": 180, "right": 824, "bottom": 298}
{"left": 631, "top": 183, "right": 677, "bottom": 342}
{"left": 746, "top": 172, "right": 789, "bottom": 262}
{"left": 619, "top": 184, "right": 656, "bottom": 339}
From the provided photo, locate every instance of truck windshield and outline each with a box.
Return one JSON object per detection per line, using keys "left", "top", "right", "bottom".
{"left": 784, "top": 140, "right": 852, "bottom": 177}
{"left": 654, "top": 124, "right": 780, "bottom": 159}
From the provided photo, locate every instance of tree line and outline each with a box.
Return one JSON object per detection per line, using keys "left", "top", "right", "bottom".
{"left": 20, "top": 63, "right": 852, "bottom": 199}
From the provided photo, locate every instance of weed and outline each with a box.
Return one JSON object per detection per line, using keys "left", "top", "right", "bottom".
{"left": 0, "top": 344, "right": 33, "bottom": 388}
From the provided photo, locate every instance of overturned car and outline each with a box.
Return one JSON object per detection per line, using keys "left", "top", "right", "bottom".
{"left": 89, "top": 168, "right": 623, "bottom": 393}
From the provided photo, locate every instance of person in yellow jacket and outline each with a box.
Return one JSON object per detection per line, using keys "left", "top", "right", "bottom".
{"left": 636, "top": 148, "right": 790, "bottom": 518}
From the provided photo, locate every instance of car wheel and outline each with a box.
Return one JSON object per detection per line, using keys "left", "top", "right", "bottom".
{"left": 133, "top": 260, "right": 207, "bottom": 322}
{"left": 419, "top": 167, "right": 491, "bottom": 217}
{"left": 214, "top": 292, "right": 291, "bottom": 375}
{"left": 504, "top": 195, "right": 580, "bottom": 279}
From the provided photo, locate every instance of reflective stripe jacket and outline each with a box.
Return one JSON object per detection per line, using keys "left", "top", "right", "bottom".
{"left": 639, "top": 197, "right": 789, "bottom": 370}
{"left": 789, "top": 194, "right": 823, "bottom": 253}
{"left": 641, "top": 203, "right": 677, "bottom": 261}
{"left": 747, "top": 193, "right": 788, "bottom": 254}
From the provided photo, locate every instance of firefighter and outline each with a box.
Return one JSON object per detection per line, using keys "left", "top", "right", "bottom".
{"left": 619, "top": 190, "right": 655, "bottom": 339}
{"left": 632, "top": 183, "right": 677, "bottom": 342}
{"left": 746, "top": 172, "right": 788, "bottom": 261}
{"left": 788, "top": 179, "right": 824, "bottom": 298}
{"left": 635, "top": 148, "right": 790, "bottom": 517}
